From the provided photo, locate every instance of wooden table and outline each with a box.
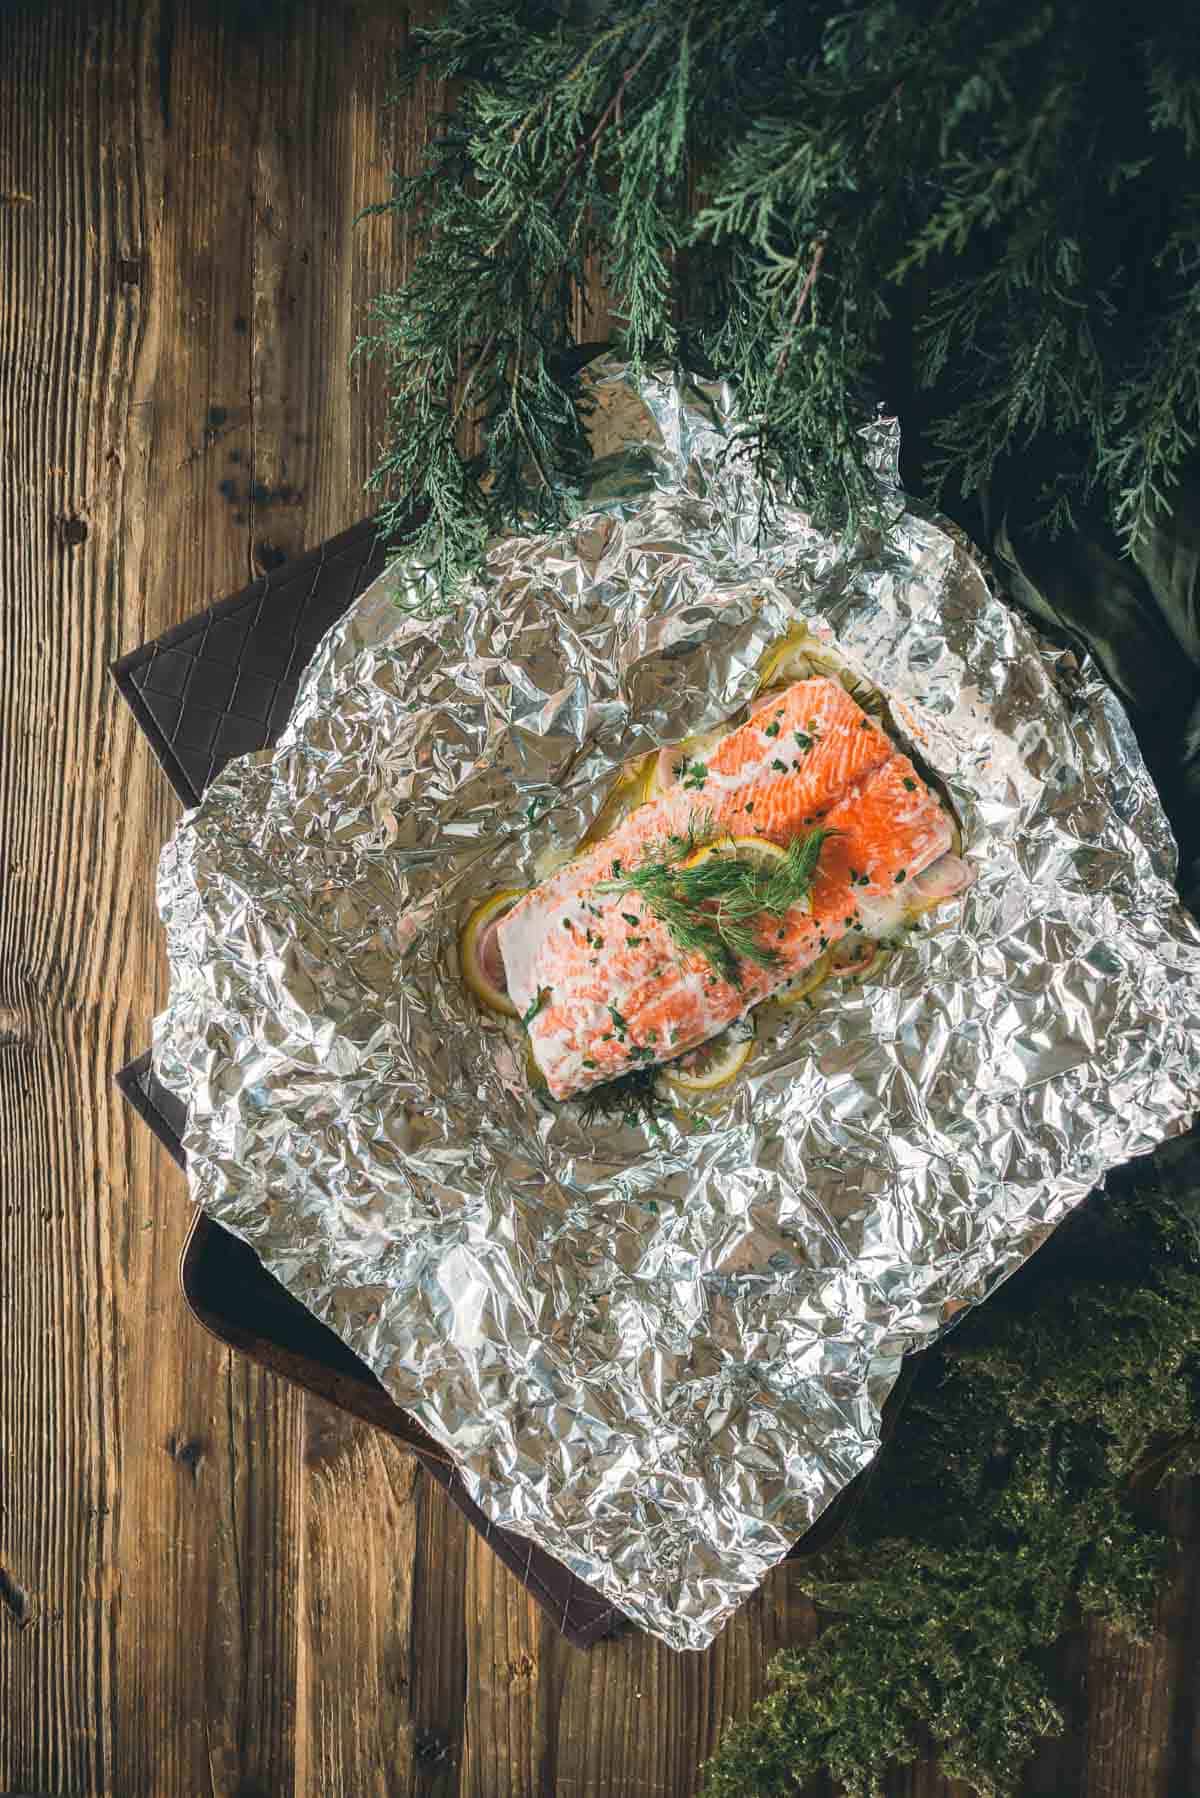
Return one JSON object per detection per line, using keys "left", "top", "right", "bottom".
{"left": 2, "top": 6, "right": 1197, "bottom": 1794}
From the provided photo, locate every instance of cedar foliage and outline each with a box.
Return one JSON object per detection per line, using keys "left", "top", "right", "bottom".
{"left": 701, "top": 1132, "right": 1200, "bottom": 1796}
{"left": 360, "top": 0, "right": 1200, "bottom": 588}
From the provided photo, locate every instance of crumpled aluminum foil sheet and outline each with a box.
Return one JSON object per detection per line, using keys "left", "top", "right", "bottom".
{"left": 153, "top": 358, "right": 1200, "bottom": 1650}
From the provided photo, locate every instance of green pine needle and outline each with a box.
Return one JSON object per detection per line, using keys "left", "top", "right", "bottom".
{"left": 359, "top": 0, "right": 1200, "bottom": 593}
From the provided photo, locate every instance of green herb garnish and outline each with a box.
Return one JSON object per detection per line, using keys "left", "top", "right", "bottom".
{"left": 596, "top": 823, "right": 831, "bottom": 987}
{"left": 681, "top": 760, "right": 709, "bottom": 791}
{"left": 577, "top": 1064, "right": 663, "bottom": 1127}
{"left": 522, "top": 987, "right": 549, "bottom": 1026}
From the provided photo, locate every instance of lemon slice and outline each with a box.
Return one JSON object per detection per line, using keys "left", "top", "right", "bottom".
{"left": 754, "top": 635, "right": 817, "bottom": 694}
{"left": 663, "top": 1020, "right": 755, "bottom": 1093}
{"left": 682, "top": 833, "right": 789, "bottom": 873}
{"left": 774, "top": 952, "right": 833, "bottom": 1007}
{"left": 460, "top": 889, "right": 527, "bottom": 1017}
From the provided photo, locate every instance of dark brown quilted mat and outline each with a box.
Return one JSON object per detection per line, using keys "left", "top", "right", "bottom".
{"left": 112, "top": 516, "right": 909, "bottom": 1650}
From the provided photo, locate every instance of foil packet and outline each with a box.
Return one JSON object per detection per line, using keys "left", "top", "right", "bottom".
{"left": 153, "top": 359, "right": 1200, "bottom": 1649}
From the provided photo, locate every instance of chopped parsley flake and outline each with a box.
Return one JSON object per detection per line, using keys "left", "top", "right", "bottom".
{"left": 895, "top": 868, "right": 907, "bottom": 883}
{"left": 681, "top": 760, "right": 709, "bottom": 791}
{"left": 608, "top": 1004, "right": 628, "bottom": 1033}
{"left": 859, "top": 717, "right": 871, "bottom": 729}
{"left": 622, "top": 912, "right": 639, "bottom": 926}
{"left": 903, "top": 777, "right": 918, "bottom": 792}
{"left": 794, "top": 730, "right": 814, "bottom": 751}
{"left": 772, "top": 758, "right": 788, "bottom": 772}
{"left": 764, "top": 718, "right": 781, "bottom": 738}
{"left": 582, "top": 1057, "right": 597, "bottom": 1069}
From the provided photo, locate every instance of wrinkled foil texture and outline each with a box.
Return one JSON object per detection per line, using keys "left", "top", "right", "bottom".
{"left": 153, "top": 359, "right": 1200, "bottom": 1649}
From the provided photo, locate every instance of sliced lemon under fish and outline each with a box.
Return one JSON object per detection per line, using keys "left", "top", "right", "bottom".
{"left": 662, "top": 1019, "right": 756, "bottom": 1094}
{"left": 773, "top": 952, "right": 833, "bottom": 1006}
{"left": 460, "top": 888, "right": 527, "bottom": 1017}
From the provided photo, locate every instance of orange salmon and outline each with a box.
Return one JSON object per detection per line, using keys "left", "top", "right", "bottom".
{"left": 497, "top": 681, "right": 955, "bottom": 1099}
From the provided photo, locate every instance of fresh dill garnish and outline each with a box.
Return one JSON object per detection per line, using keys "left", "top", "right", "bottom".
{"left": 596, "top": 824, "right": 831, "bottom": 987}
{"left": 681, "top": 760, "right": 709, "bottom": 791}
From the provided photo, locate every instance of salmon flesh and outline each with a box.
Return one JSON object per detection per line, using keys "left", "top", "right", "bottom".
{"left": 497, "top": 679, "right": 954, "bottom": 1100}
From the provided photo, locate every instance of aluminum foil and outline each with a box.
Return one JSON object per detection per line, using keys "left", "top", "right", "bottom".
{"left": 153, "top": 358, "right": 1200, "bottom": 1650}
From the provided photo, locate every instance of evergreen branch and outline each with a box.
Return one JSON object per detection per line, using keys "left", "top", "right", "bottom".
{"left": 773, "top": 234, "right": 827, "bottom": 380}
{"left": 361, "top": 0, "right": 1200, "bottom": 587}
{"left": 701, "top": 1133, "right": 1200, "bottom": 1796}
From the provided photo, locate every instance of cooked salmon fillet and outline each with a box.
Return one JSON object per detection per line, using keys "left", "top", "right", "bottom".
{"left": 497, "top": 679, "right": 955, "bottom": 1100}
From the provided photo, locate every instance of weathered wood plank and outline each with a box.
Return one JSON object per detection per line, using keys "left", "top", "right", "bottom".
{"left": 462, "top": 1525, "right": 547, "bottom": 1798}
{"left": 533, "top": 1557, "right": 827, "bottom": 1798}
{"left": 3, "top": 6, "right": 1200, "bottom": 1798}
{"left": 297, "top": 1404, "right": 421, "bottom": 1796}
{"left": 1080, "top": 1479, "right": 1200, "bottom": 1798}
{"left": 410, "top": 1475, "right": 472, "bottom": 1797}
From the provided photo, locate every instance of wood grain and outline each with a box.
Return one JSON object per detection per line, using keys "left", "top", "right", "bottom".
{"left": 2, "top": 4, "right": 1199, "bottom": 1796}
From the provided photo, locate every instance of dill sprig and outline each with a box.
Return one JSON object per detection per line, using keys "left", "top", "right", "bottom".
{"left": 597, "top": 826, "right": 830, "bottom": 987}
